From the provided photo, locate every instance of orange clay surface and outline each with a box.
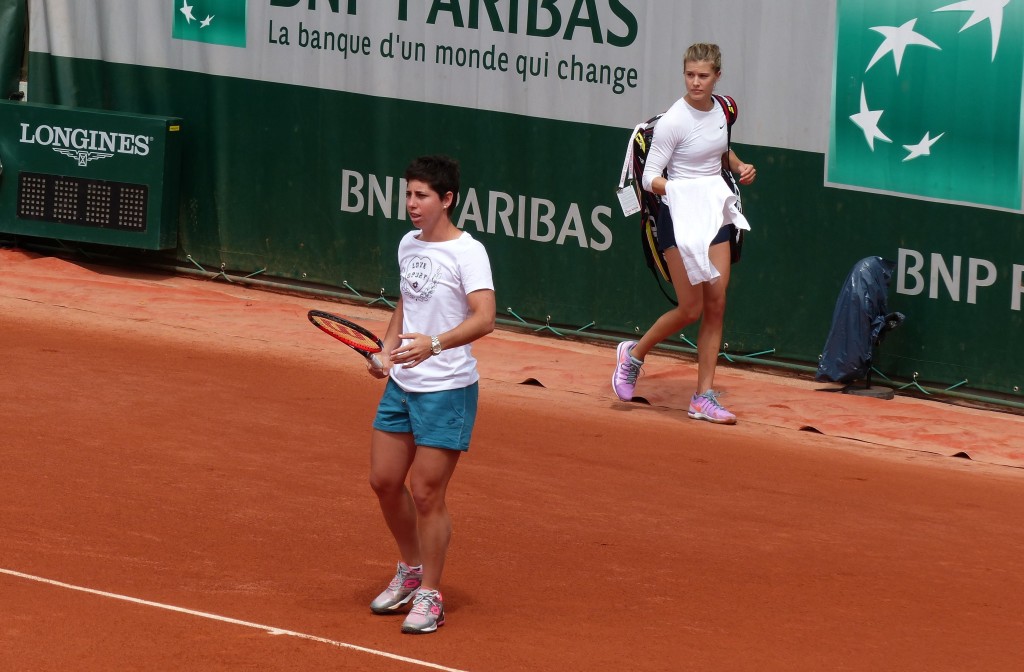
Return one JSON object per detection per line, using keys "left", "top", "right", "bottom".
{"left": 2, "top": 247, "right": 1024, "bottom": 672}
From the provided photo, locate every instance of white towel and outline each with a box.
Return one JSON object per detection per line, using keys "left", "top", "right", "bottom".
{"left": 665, "top": 176, "right": 750, "bottom": 285}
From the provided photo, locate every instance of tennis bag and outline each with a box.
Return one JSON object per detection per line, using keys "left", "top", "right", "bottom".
{"left": 622, "top": 94, "right": 742, "bottom": 305}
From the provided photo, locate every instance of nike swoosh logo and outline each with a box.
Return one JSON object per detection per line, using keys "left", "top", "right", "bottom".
{"left": 719, "top": 124, "right": 725, "bottom": 129}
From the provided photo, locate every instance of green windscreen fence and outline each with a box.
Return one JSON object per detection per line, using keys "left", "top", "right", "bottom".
{"left": 15, "top": 0, "right": 1024, "bottom": 401}
{"left": 0, "top": 0, "right": 26, "bottom": 98}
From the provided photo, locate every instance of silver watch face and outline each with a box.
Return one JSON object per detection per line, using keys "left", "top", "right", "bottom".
{"left": 431, "top": 337, "right": 441, "bottom": 354}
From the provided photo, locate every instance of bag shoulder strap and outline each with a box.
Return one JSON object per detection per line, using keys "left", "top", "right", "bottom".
{"left": 712, "top": 94, "right": 737, "bottom": 126}
{"left": 619, "top": 121, "right": 647, "bottom": 189}
{"left": 713, "top": 94, "right": 737, "bottom": 149}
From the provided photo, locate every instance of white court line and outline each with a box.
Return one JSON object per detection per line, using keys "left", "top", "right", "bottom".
{"left": 1, "top": 568, "right": 469, "bottom": 672}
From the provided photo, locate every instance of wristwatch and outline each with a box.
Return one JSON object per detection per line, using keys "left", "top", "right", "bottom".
{"left": 430, "top": 335, "right": 443, "bottom": 356}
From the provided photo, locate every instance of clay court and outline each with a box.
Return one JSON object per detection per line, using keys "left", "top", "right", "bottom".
{"left": 3, "top": 247, "right": 1024, "bottom": 671}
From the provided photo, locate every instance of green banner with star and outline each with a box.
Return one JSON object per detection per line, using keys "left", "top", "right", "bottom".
{"left": 828, "top": 0, "right": 1024, "bottom": 212}
{"left": 171, "top": 0, "right": 246, "bottom": 48}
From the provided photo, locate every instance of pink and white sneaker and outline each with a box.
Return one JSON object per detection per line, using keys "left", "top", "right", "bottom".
{"left": 401, "top": 589, "right": 445, "bottom": 634}
{"left": 688, "top": 390, "right": 737, "bottom": 424}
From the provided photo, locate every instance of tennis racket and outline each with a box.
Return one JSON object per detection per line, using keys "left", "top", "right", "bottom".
{"left": 307, "top": 310, "right": 384, "bottom": 370}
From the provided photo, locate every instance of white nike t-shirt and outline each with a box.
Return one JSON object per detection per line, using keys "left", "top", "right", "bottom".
{"left": 642, "top": 96, "right": 728, "bottom": 205}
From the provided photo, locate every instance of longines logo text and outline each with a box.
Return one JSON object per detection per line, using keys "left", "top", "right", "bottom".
{"left": 19, "top": 123, "right": 151, "bottom": 166}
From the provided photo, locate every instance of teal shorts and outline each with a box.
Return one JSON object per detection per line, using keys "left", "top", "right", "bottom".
{"left": 373, "top": 379, "right": 479, "bottom": 452}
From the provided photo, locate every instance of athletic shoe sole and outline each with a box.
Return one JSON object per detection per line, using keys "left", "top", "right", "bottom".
{"left": 401, "top": 617, "right": 444, "bottom": 634}
{"left": 687, "top": 410, "right": 737, "bottom": 425}
{"left": 370, "top": 589, "right": 418, "bottom": 614}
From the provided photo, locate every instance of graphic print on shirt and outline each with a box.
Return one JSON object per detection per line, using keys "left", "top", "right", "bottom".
{"left": 400, "top": 255, "right": 443, "bottom": 303}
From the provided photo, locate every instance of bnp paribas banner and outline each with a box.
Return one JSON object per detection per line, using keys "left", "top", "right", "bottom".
{"left": 828, "top": 0, "right": 1024, "bottom": 212}
{"left": 30, "top": 1, "right": 837, "bottom": 152}
{"left": 37, "top": 0, "right": 655, "bottom": 129}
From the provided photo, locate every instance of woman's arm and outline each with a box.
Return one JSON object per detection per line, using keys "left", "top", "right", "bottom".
{"left": 727, "top": 150, "right": 757, "bottom": 185}
{"left": 642, "top": 114, "right": 683, "bottom": 196}
{"left": 368, "top": 297, "right": 405, "bottom": 378}
{"left": 435, "top": 288, "right": 496, "bottom": 350}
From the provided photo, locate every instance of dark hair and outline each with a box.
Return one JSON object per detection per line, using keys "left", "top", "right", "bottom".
{"left": 404, "top": 155, "right": 460, "bottom": 212}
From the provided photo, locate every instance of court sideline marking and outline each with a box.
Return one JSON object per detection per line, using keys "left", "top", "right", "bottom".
{"left": 1, "top": 568, "right": 470, "bottom": 672}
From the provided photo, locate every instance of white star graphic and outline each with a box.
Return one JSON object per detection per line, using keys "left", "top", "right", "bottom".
{"left": 934, "top": 0, "right": 1011, "bottom": 61}
{"left": 179, "top": 0, "right": 196, "bottom": 24}
{"left": 849, "top": 85, "right": 892, "bottom": 151}
{"left": 867, "top": 18, "right": 941, "bottom": 76}
{"left": 200, "top": 15, "right": 215, "bottom": 28}
{"left": 902, "top": 132, "right": 946, "bottom": 162}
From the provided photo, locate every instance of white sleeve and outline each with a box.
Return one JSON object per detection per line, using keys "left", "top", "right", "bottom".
{"left": 460, "top": 238, "right": 494, "bottom": 294}
{"left": 642, "top": 112, "right": 686, "bottom": 192}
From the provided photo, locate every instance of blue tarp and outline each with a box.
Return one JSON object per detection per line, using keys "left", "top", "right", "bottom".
{"left": 816, "top": 256, "right": 904, "bottom": 384}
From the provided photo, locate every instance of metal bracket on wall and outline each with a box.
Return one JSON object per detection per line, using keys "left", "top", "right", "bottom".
{"left": 944, "top": 379, "right": 969, "bottom": 393}
{"left": 505, "top": 308, "right": 594, "bottom": 338}
{"left": 677, "top": 334, "right": 776, "bottom": 363}
{"left": 340, "top": 280, "right": 363, "bottom": 298}
{"left": 186, "top": 255, "right": 265, "bottom": 283}
{"left": 897, "top": 372, "right": 931, "bottom": 395}
{"left": 368, "top": 289, "right": 396, "bottom": 309}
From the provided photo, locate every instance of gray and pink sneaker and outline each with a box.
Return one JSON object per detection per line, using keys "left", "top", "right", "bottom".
{"left": 688, "top": 390, "right": 737, "bottom": 424}
{"left": 370, "top": 562, "right": 422, "bottom": 614}
{"left": 401, "top": 589, "right": 445, "bottom": 634}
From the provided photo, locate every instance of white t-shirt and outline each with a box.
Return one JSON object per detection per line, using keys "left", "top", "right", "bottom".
{"left": 642, "top": 96, "right": 728, "bottom": 205}
{"left": 389, "top": 230, "right": 494, "bottom": 393}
